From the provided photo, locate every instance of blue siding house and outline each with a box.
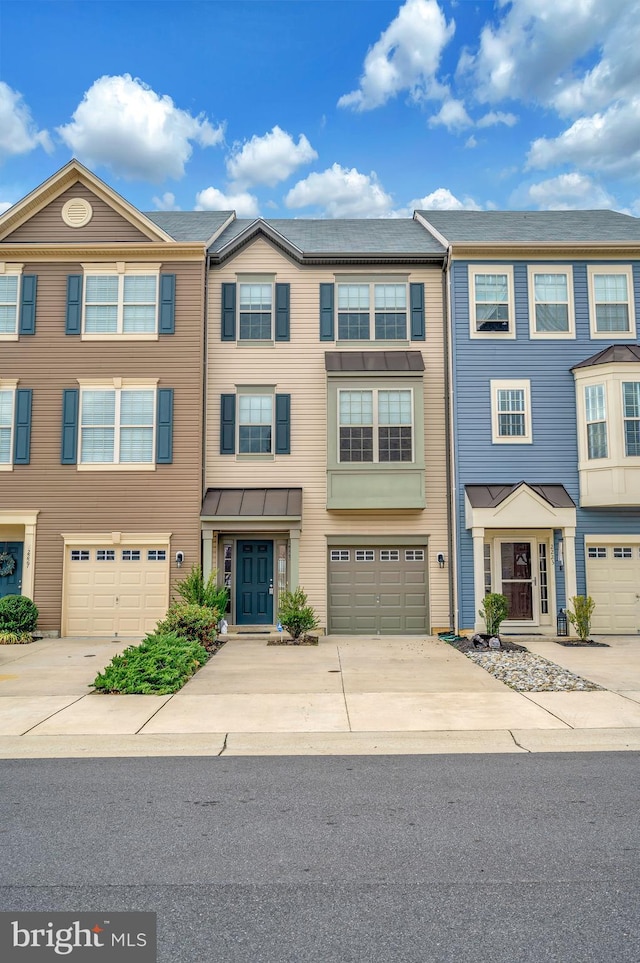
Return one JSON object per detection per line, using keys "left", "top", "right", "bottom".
{"left": 417, "top": 210, "right": 640, "bottom": 636}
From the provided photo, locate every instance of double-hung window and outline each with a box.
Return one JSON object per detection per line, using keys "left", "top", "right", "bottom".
{"left": 80, "top": 386, "right": 155, "bottom": 465}
{"left": 584, "top": 384, "right": 608, "bottom": 459}
{"left": 238, "top": 394, "right": 273, "bottom": 453}
{"left": 338, "top": 389, "right": 413, "bottom": 462}
{"left": 84, "top": 272, "right": 158, "bottom": 335}
{"left": 337, "top": 282, "right": 407, "bottom": 341}
{"left": 528, "top": 267, "right": 574, "bottom": 337}
{"left": 239, "top": 283, "right": 272, "bottom": 340}
{"left": 0, "top": 388, "right": 14, "bottom": 464}
{"left": 588, "top": 267, "right": 636, "bottom": 337}
{"left": 0, "top": 274, "right": 19, "bottom": 337}
{"left": 491, "top": 380, "right": 532, "bottom": 443}
{"left": 623, "top": 382, "right": 640, "bottom": 456}
{"left": 220, "top": 389, "right": 290, "bottom": 456}
{"left": 470, "top": 267, "right": 515, "bottom": 337}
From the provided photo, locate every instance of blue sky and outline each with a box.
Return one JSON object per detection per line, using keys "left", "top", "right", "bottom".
{"left": 1, "top": 0, "right": 640, "bottom": 218}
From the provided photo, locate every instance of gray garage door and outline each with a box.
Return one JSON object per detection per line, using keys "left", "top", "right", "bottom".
{"left": 328, "top": 546, "right": 429, "bottom": 634}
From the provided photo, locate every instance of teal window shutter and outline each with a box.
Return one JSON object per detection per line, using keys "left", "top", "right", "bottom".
{"left": 410, "top": 283, "right": 425, "bottom": 340}
{"left": 275, "top": 283, "right": 290, "bottom": 341}
{"left": 320, "top": 283, "right": 334, "bottom": 341}
{"left": 13, "top": 388, "right": 32, "bottom": 464}
{"left": 159, "top": 274, "right": 176, "bottom": 334}
{"left": 156, "top": 388, "right": 174, "bottom": 463}
{"left": 61, "top": 388, "right": 79, "bottom": 464}
{"left": 19, "top": 275, "right": 37, "bottom": 335}
{"left": 221, "top": 283, "right": 236, "bottom": 341}
{"left": 220, "top": 394, "right": 236, "bottom": 453}
{"left": 275, "top": 394, "right": 291, "bottom": 454}
{"left": 66, "top": 275, "right": 83, "bottom": 335}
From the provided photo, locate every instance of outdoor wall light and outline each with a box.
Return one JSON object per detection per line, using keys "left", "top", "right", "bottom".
{"left": 175, "top": 551, "right": 184, "bottom": 568}
{"left": 437, "top": 552, "right": 446, "bottom": 569}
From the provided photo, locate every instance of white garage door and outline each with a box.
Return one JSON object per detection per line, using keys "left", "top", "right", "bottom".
{"left": 586, "top": 542, "right": 640, "bottom": 634}
{"left": 64, "top": 545, "right": 170, "bottom": 637}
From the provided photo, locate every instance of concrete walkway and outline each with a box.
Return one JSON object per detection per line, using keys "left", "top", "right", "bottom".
{"left": 0, "top": 634, "right": 639, "bottom": 756}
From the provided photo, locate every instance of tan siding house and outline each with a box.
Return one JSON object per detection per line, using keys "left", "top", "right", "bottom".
{"left": 203, "top": 223, "right": 451, "bottom": 634}
{"left": 0, "top": 161, "right": 212, "bottom": 636}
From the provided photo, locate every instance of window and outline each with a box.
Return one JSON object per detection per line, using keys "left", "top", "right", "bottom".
{"left": 239, "top": 282, "right": 272, "bottom": 340}
{"left": 613, "top": 547, "right": 632, "bottom": 559}
{"left": 337, "top": 282, "right": 407, "bottom": 340}
{"left": 355, "top": 549, "right": 375, "bottom": 562}
{"left": 80, "top": 387, "right": 155, "bottom": 465}
{"left": 70, "top": 549, "right": 90, "bottom": 561}
{"left": 220, "top": 391, "right": 290, "bottom": 456}
{"left": 470, "top": 266, "right": 515, "bottom": 337}
{"left": 588, "top": 547, "right": 607, "bottom": 559}
{"left": 380, "top": 549, "right": 400, "bottom": 562}
{"left": 122, "top": 549, "right": 141, "bottom": 561}
{"left": 585, "top": 384, "right": 608, "bottom": 459}
{"left": 96, "top": 549, "right": 115, "bottom": 561}
{"left": 0, "top": 388, "right": 14, "bottom": 465}
{"left": 623, "top": 382, "right": 640, "bottom": 456}
{"left": 538, "top": 544, "right": 549, "bottom": 615}
{"left": 238, "top": 394, "right": 273, "bottom": 453}
{"left": 0, "top": 273, "right": 19, "bottom": 336}
{"left": 339, "top": 389, "right": 413, "bottom": 462}
{"left": 405, "top": 549, "right": 424, "bottom": 561}
{"left": 528, "top": 267, "right": 574, "bottom": 337}
{"left": 83, "top": 271, "right": 159, "bottom": 335}
{"left": 330, "top": 550, "right": 350, "bottom": 562}
{"left": 588, "top": 267, "right": 635, "bottom": 338}
{"left": 491, "top": 381, "right": 532, "bottom": 444}
{"left": 147, "top": 549, "right": 166, "bottom": 561}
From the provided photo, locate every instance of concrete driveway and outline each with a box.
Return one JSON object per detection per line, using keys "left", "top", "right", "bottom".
{"left": 0, "top": 634, "right": 639, "bottom": 756}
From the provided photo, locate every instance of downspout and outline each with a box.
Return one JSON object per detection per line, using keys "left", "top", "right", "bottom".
{"left": 201, "top": 252, "right": 209, "bottom": 567}
{"left": 442, "top": 245, "right": 457, "bottom": 632}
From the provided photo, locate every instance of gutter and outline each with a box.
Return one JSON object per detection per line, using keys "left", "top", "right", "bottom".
{"left": 442, "top": 244, "right": 457, "bottom": 633}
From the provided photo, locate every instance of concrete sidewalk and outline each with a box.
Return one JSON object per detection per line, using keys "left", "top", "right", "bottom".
{"left": 0, "top": 634, "right": 639, "bottom": 756}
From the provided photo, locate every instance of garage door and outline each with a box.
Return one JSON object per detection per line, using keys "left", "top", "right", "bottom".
{"left": 586, "top": 542, "right": 640, "bottom": 634}
{"left": 328, "top": 546, "right": 428, "bottom": 634}
{"left": 64, "top": 545, "right": 170, "bottom": 637}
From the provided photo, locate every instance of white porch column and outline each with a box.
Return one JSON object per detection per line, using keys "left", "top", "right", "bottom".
{"left": 202, "top": 529, "right": 214, "bottom": 581}
{"left": 472, "top": 526, "right": 485, "bottom": 632}
{"left": 22, "top": 523, "right": 37, "bottom": 600}
{"left": 563, "top": 527, "right": 577, "bottom": 636}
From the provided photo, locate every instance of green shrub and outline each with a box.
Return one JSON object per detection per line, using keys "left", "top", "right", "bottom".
{"left": 278, "top": 587, "right": 319, "bottom": 642}
{"left": 479, "top": 593, "right": 509, "bottom": 637}
{"left": 0, "top": 595, "right": 38, "bottom": 633}
{"left": 157, "top": 601, "right": 220, "bottom": 652}
{"left": 93, "top": 631, "right": 208, "bottom": 694}
{"left": 567, "top": 595, "right": 595, "bottom": 641}
{"left": 0, "top": 630, "right": 32, "bottom": 645}
{"left": 174, "top": 564, "right": 229, "bottom": 613}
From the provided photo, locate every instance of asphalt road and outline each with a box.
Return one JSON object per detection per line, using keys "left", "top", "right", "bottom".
{"left": 0, "top": 753, "right": 638, "bottom": 962}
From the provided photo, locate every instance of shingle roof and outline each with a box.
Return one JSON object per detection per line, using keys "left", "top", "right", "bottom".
{"left": 572, "top": 344, "right": 640, "bottom": 370}
{"left": 144, "top": 211, "right": 233, "bottom": 242}
{"left": 418, "top": 210, "right": 640, "bottom": 244}
{"left": 209, "top": 217, "right": 446, "bottom": 256}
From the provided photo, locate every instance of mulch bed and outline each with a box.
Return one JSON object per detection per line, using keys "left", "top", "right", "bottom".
{"left": 267, "top": 634, "right": 319, "bottom": 646}
{"left": 555, "top": 639, "right": 609, "bottom": 647}
{"left": 438, "top": 632, "right": 528, "bottom": 653}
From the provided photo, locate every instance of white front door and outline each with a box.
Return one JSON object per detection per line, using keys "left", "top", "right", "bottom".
{"left": 496, "top": 539, "right": 538, "bottom": 625}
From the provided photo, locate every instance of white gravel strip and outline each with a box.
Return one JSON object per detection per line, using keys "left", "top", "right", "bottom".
{"left": 466, "top": 650, "right": 603, "bottom": 692}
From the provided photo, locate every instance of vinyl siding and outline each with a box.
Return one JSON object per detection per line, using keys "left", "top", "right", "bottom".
{"left": 0, "top": 257, "right": 204, "bottom": 631}
{"left": 206, "top": 237, "right": 450, "bottom": 630}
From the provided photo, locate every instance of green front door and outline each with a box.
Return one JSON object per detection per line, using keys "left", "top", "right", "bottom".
{"left": 0, "top": 542, "right": 24, "bottom": 598}
{"left": 236, "top": 540, "right": 274, "bottom": 625}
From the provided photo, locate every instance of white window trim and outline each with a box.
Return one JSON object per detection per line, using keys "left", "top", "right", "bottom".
{"left": 334, "top": 277, "right": 410, "bottom": 343}
{"left": 584, "top": 382, "right": 608, "bottom": 460}
{"left": 77, "top": 377, "right": 158, "bottom": 471}
{"left": 0, "top": 263, "right": 24, "bottom": 341}
{"left": 574, "top": 368, "right": 640, "bottom": 468}
{"left": 0, "top": 378, "right": 18, "bottom": 471}
{"left": 527, "top": 265, "right": 575, "bottom": 340}
{"left": 337, "top": 387, "right": 415, "bottom": 464}
{"left": 469, "top": 265, "right": 516, "bottom": 340}
{"left": 236, "top": 274, "right": 275, "bottom": 342}
{"left": 587, "top": 265, "right": 636, "bottom": 340}
{"left": 490, "top": 379, "right": 532, "bottom": 444}
{"left": 622, "top": 380, "right": 640, "bottom": 458}
{"left": 234, "top": 384, "right": 276, "bottom": 460}
{"left": 80, "top": 262, "right": 161, "bottom": 341}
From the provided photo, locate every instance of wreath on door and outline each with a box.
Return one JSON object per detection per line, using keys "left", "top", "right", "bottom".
{"left": 0, "top": 551, "right": 16, "bottom": 577}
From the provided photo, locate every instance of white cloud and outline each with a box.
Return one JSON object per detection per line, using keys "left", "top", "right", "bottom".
{"left": 0, "top": 199, "right": 13, "bottom": 214}
{"left": 411, "top": 187, "right": 480, "bottom": 210}
{"left": 58, "top": 74, "right": 224, "bottom": 182}
{"left": 527, "top": 98, "right": 640, "bottom": 177}
{"left": 152, "top": 192, "right": 180, "bottom": 211}
{"left": 428, "top": 98, "right": 472, "bottom": 131}
{"left": 285, "top": 164, "right": 393, "bottom": 217}
{"left": 195, "top": 186, "right": 259, "bottom": 218}
{"left": 338, "top": 0, "right": 455, "bottom": 111}
{"left": 476, "top": 111, "right": 517, "bottom": 128}
{"left": 226, "top": 126, "right": 317, "bottom": 188}
{"left": 0, "top": 82, "right": 52, "bottom": 160}
{"left": 464, "top": 135, "right": 478, "bottom": 149}
{"left": 522, "top": 172, "right": 616, "bottom": 210}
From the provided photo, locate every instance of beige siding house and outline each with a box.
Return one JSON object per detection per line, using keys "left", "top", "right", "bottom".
{"left": 203, "top": 220, "right": 451, "bottom": 634}
{"left": 0, "top": 161, "right": 229, "bottom": 636}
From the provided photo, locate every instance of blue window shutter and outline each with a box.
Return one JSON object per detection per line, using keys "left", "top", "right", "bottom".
{"left": 13, "top": 389, "right": 32, "bottom": 464}
{"left": 61, "top": 389, "right": 79, "bottom": 464}
{"left": 221, "top": 283, "right": 236, "bottom": 341}
{"left": 410, "top": 282, "right": 425, "bottom": 340}
{"left": 159, "top": 274, "right": 176, "bottom": 334}
{"left": 320, "top": 283, "right": 334, "bottom": 341}
{"left": 275, "top": 283, "right": 290, "bottom": 341}
{"left": 275, "top": 394, "right": 291, "bottom": 454}
{"left": 156, "top": 388, "right": 174, "bottom": 464}
{"left": 66, "top": 275, "right": 83, "bottom": 335}
{"left": 19, "top": 275, "right": 37, "bottom": 335}
{"left": 220, "top": 394, "right": 236, "bottom": 454}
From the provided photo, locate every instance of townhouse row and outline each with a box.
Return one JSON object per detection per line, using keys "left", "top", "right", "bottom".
{"left": 1, "top": 161, "right": 638, "bottom": 638}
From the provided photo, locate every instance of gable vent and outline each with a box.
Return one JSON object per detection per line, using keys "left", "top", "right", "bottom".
{"left": 61, "top": 197, "right": 93, "bottom": 228}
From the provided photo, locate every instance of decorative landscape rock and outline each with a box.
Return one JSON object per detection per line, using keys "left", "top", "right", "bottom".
{"left": 465, "top": 649, "right": 603, "bottom": 692}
